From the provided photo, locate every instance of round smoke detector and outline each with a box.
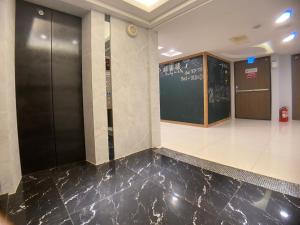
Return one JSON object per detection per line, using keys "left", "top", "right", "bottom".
{"left": 127, "top": 24, "right": 138, "bottom": 38}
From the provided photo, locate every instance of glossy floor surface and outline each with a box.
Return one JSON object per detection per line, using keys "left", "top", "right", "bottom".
{"left": 161, "top": 119, "right": 300, "bottom": 185}
{"left": 1, "top": 149, "right": 300, "bottom": 225}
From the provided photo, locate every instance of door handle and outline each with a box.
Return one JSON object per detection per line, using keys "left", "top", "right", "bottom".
{"left": 236, "top": 88, "right": 270, "bottom": 93}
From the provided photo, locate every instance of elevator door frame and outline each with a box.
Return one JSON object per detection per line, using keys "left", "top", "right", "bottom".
{"left": 15, "top": 0, "right": 85, "bottom": 175}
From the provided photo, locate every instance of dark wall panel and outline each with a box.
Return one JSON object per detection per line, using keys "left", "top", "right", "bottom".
{"left": 159, "top": 57, "right": 204, "bottom": 124}
{"left": 52, "top": 11, "right": 85, "bottom": 165}
{"left": 207, "top": 56, "right": 231, "bottom": 124}
{"left": 15, "top": 1, "right": 56, "bottom": 174}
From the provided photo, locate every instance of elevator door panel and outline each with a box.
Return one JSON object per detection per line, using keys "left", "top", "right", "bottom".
{"left": 15, "top": 1, "right": 56, "bottom": 174}
{"left": 52, "top": 12, "right": 85, "bottom": 164}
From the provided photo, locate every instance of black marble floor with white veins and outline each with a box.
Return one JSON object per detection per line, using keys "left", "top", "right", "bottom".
{"left": 1, "top": 148, "right": 300, "bottom": 225}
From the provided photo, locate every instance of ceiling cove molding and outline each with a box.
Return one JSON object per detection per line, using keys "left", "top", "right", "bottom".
{"left": 61, "top": 0, "right": 150, "bottom": 26}
{"left": 150, "top": 0, "right": 213, "bottom": 28}
{"left": 28, "top": 0, "right": 214, "bottom": 28}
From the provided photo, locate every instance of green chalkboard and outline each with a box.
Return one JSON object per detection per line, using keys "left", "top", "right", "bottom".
{"left": 159, "top": 56, "right": 204, "bottom": 124}
{"left": 207, "top": 56, "right": 231, "bottom": 124}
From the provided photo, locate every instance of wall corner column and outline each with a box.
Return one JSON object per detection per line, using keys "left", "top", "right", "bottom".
{"left": 82, "top": 10, "right": 109, "bottom": 165}
{"left": 0, "top": 0, "right": 22, "bottom": 195}
{"left": 148, "top": 29, "right": 161, "bottom": 147}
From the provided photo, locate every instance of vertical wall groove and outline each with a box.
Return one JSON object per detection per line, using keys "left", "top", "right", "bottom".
{"left": 50, "top": 11, "right": 58, "bottom": 166}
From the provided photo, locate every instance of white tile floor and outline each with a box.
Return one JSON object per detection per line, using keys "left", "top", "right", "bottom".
{"left": 161, "top": 119, "right": 300, "bottom": 185}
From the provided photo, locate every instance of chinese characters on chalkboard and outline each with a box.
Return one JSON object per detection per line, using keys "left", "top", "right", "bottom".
{"left": 159, "top": 58, "right": 203, "bottom": 82}
{"left": 208, "top": 61, "right": 230, "bottom": 104}
{"left": 159, "top": 56, "right": 204, "bottom": 124}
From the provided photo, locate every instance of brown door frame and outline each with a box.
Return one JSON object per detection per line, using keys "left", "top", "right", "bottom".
{"left": 292, "top": 53, "right": 300, "bottom": 120}
{"left": 234, "top": 56, "right": 272, "bottom": 120}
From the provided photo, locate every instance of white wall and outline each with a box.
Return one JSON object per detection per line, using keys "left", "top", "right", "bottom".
{"left": 0, "top": 0, "right": 22, "bottom": 195}
{"left": 277, "top": 55, "right": 293, "bottom": 120}
{"left": 271, "top": 55, "right": 280, "bottom": 121}
{"left": 111, "top": 17, "right": 161, "bottom": 159}
{"left": 271, "top": 54, "right": 293, "bottom": 121}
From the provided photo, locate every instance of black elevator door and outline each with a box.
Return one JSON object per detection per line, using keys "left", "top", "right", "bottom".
{"left": 15, "top": 2, "right": 56, "bottom": 174}
{"left": 15, "top": 1, "right": 85, "bottom": 174}
{"left": 52, "top": 11, "right": 85, "bottom": 165}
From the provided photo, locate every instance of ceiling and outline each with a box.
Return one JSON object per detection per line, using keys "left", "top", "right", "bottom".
{"left": 157, "top": 0, "right": 300, "bottom": 62}
{"left": 26, "top": 0, "right": 300, "bottom": 62}
{"left": 26, "top": 0, "right": 212, "bottom": 28}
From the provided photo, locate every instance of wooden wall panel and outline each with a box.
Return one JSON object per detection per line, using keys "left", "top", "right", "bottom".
{"left": 292, "top": 54, "right": 300, "bottom": 120}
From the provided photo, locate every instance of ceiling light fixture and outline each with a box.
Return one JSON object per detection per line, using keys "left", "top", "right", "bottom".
{"left": 282, "top": 32, "right": 297, "bottom": 43}
{"left": 122, "top": 0, "right": 169, "bottom": 12}
{"left": 158, "top": 46, "right": 164, "bottom": 50}
{"left": 276, "top": 9, "right": 292, "bottom": 24}
{"left": 161, "top": 49, "right": 182, "bottom": 57}
{"left": 134, "top": 0, "right": 160, "bottom": 7}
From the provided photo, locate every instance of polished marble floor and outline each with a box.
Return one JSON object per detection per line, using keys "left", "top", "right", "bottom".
{"left": 161, "top": 119, "right": 300, "bottom": 185}
{"left": 1, "top": 149, "right": 300, "bottom": 225}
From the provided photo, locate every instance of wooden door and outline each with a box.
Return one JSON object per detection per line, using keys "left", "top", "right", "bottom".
{"left": 292, "top": 54, "right": 300, "bottom": 120}
{"left": 234, "top": 56, "right": 271, "bottom": 120}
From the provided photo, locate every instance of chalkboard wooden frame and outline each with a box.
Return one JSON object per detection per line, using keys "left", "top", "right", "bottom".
{"left": 203, "top": 53, "right": 209, "bottom": 127}
{"left": 160, "top": 52, "right": 205, "bottom": 65}
{"left": 160, "top": 51, "right": 231, "bottom": 127}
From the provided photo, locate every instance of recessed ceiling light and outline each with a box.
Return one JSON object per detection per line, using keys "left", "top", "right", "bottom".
{"left": 122, "top": 0, "right": 169, "bottom": 12}
{"left": 161, "top": 49, "right": 182, "bottom": 57}
{"left": 158, "top": 46, "right": 164, "bottom": 50}
{"left": 72, "top": 40, "right": 78, "bottom": 45}
{"left": 276, "top": 9, "right": 292, "bottom": 24}
{"left": 135, "top": 0, "right": 160, "bottom": 7}
{"left": 282, "top": 32, "right": 297, "bottom": 43}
